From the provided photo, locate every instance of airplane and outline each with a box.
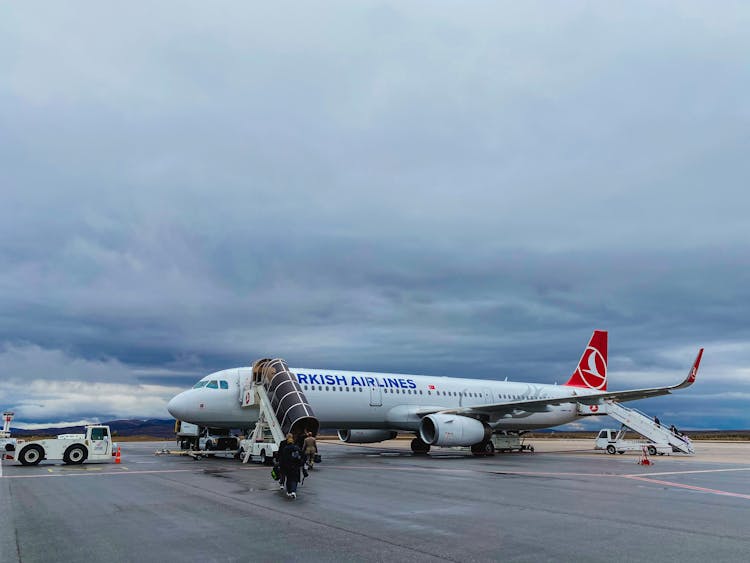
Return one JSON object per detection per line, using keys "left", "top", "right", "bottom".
{"left": 167, "top": 330, "right": 703, "bottom": 454}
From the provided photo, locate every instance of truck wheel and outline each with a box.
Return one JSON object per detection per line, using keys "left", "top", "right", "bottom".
{"left": 19, "top": 445, "right": 44, "bottom": 466}
{"left": 606, "top": 445, "right": 616, "bottom": 455}
{"left": 205, "top": 440, "right": 214, "bottom": 451}
{"left": 63, "top": 445, "right": 88, "bottom": 465}
{"left": 647, "top": 446, "right": 657, "bottom": 456}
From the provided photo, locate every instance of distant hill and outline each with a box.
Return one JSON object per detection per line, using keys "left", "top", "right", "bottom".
{"left": 11, "top": 419, "right": 176, "bottom": 438}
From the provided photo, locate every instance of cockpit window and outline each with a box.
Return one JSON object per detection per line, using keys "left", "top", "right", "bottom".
{"left": 192, "top": 380, "right": 208, "bottom": 389}
{"left": 206, "top": 380, "right": 219, "bottom": 389}
{"left": 220, "top": 381, "right": 229, "bottom": 390}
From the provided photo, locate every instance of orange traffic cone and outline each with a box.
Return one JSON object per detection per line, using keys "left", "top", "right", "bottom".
{"left": 115, "top": 445, "right": 121, "bottom": 464}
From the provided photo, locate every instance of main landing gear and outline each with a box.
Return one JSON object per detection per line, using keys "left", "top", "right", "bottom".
{"left": 471, "top": 441, "right": 495, "bottom": 456}
{"left": 410, "top": 437, "right": 431, "bottom": 455}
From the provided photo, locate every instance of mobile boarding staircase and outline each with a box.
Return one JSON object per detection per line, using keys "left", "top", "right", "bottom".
{"left": 605, "top": 402, "right": 694, "bottom": 454}
{"left": 239, "top": 358, "right": 319, "bottom": 464}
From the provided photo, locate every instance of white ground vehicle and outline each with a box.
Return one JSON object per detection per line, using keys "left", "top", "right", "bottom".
{"left": 238, "top": 425, "right": 279, "bottom": 465}
{"left": 15, "top": 425, "right": 116, "bottom": 466}
{"left": 595, "top": 428, "right": 672, "bottom": 456}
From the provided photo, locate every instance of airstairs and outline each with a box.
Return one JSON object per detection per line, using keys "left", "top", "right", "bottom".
{"left": 239, "top": 358, "right": 319, "bottom": 464}
{"left": 606, "top": 401, "right": 694, "bottom": 454}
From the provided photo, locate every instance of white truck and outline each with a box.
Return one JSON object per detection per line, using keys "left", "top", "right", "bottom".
{"left": 595, "top": 428, "right": 672, "bottom": 456}
{"left": 238, "top": 425, "right": 279, "bottom": 465}
{"left": 15, "top": 425, "right": 116, "bottom": 466}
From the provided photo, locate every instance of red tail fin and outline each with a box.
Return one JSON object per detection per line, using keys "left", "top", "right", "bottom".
{"left": 564, "top": 330, "right": 608, "bottom": 391}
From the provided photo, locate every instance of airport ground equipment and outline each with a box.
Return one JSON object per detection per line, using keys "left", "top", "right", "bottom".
{"left": 174, "top": 420, "right": 238, "bottom": 451}
{"left": 605, "top": 402, "right": 694, "bottom": 454}
{"left": 595, "top": 428, "right": 672, "bottom": 456}
{"left": 492, "top": 432, "right": 535, "bottom": 453}
{"left": 238, "top": 358, "right": 319, "bottom": 464}
{"left": 1, "top": 411, "right": 17, "bottom": 459}
{"left": 14, "top": 425, "right": 116, "bottom": 466}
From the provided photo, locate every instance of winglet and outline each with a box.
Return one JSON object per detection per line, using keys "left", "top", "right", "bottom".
{"left": 674, "top": 348, "right": 703, "bottom": 390}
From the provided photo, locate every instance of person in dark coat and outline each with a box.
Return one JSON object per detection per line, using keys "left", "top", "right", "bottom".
{"left": 279, "top": 433, "right": 303, "bottom": 499}
{"left": 275, "top": 437, "right": 289, "bottom": 490}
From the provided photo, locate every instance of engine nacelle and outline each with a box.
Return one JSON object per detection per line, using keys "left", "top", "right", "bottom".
{"left": 337, "top": 429, "right": 398, "bottom": 443}
{"left": 419, "top": 414, "right": 491, "bottom": 447}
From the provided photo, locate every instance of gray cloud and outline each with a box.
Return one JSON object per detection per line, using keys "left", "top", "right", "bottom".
{"left": 1, "top": 2, "right": 749, "bottom": 427}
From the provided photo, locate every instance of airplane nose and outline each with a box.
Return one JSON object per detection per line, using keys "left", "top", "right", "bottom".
{"left": 167, "top": 393, "right": 187, "bottom": 420}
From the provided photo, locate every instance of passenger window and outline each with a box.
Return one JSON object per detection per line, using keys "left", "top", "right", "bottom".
{"left": 206, "top": 380, "right": 219, "bottom": 389}
{"left": 325, "top": 386, "right": 329, "bottom": 391}
{"left": 359, "top": 388, "right": 363, "bottom": 392}
{"left": 419, "top": 390, "right": 423, "bottom": 395}
{"left": 346, "top": 387, "right": 349, "bottom": 392}
{"left": 220, "top": 381, "right": 229, "bottom": 390}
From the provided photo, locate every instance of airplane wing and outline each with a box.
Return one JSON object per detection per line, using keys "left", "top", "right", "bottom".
{"left": 437, "top": 348, "right": 703, "bottom": 418}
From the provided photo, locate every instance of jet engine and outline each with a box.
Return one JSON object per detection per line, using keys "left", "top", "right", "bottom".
{"left": 337, "top": 429, "right": 398, "bottom": 443}
{"left": 419, "top": 414, "right": 491, "bottom": 447}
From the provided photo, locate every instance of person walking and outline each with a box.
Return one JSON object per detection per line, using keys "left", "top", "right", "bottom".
{"left": 303, "top": 431, "right": 318, "bottom": 470}
{"left": 275, "top": 437, "right": 289, "bottom": 490}
{"left": 279, "top": 433, "right": 303, "bottom": 499}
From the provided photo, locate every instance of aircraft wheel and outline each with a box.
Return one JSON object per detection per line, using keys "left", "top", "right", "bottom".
{"left": 63, "top": 445, "right": 88, "bottom": 465}
{"left": 410, "top": 438, "right": 430, "bottom": 455}
{"left": 19, "top": 445, "right": 44, "bottom": 466}
{"left": 647, "top": 446, "right": 657, "bottom": 456}
{"left": 606, "top": 445, "right": 616, "bottom": 455}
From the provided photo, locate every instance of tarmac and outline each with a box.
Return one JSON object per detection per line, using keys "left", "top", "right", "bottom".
{"left": 2, "top": 438, "right": 750, "bottom": 562}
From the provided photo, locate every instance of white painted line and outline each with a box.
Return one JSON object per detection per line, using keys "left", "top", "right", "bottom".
{"left": 623, "top": 467, "right": 750, "bottom": 478}
{"left": 0, "top": 458, "right": 3, "bottom": 478}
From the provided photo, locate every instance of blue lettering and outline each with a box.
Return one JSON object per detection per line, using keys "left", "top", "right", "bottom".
{"left": 335, "top": 375, "right": 347, "bottom": 386}
{"left": 398, "top": 378, "right": 407, "bottom": 388}
{"left": 408, "top": 379, "right": 417, "bottom": 389}
{"left": 309, "top": 374, "right": 322, "bottom": 385}
{"left": 324, "top": 375, "right": 336, "bottom": 385}
{"left": 385, "top": 377, "right": 399, "bottom": 388}
{"left": 351, "top": 376, "right": 361, "bottom": 386}
{"left": 365, "top": 376, "right": 376, "bottom": 387}
{"left": 297, "top": 373, "right": 309, "bottom": 384}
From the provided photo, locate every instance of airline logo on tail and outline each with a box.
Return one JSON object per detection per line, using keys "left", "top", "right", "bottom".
{"left": 565, "top": 330, "right": 608, "bottom": 391}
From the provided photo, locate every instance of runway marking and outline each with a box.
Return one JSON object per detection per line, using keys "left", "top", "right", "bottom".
{"left": 0, "top": 465, "right": 266, "bottom": 479}
{"left": 623, "top": 475, "right": 750, "bottom": 501}
{"left": 623, "top": 467, "right": 750, "bottom": 477}
{"left": 323, "top": 464, "right": 750, "bottom": 501}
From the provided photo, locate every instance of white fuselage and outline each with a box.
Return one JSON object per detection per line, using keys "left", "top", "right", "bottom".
{"left": 167, "top": 367, "right": 600, "bottom": 432}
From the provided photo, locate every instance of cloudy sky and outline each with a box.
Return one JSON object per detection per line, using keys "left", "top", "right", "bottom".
{"left": 1, "top": 2, "right": 749, "bottom": 429}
